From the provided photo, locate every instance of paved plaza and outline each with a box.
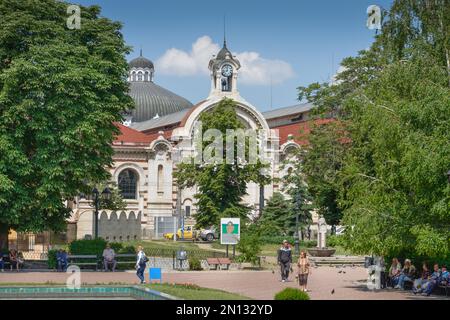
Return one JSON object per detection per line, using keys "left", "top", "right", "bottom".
{"left": 0, "top": 267, "right": 446, "bottom": 300}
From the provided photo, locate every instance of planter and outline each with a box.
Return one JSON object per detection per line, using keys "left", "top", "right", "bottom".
{"left": 307, "top": 248, "right": 336, "bottom": 257}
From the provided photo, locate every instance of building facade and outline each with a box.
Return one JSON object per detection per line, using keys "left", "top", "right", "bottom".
{"left": 69, "top": 41, "right": 317, "bottom": 241}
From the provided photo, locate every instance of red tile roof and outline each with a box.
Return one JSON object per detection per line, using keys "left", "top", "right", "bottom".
{"left": 273, "top": 118, "right": 334, "bottom": 145}
{"left": 113, "top": 122, "right": 155, "bottom": 145}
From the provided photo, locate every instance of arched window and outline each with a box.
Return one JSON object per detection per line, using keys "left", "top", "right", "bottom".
{"left": 118, "top": 169, "right": 138, "bottom": 199}
{"left": 131, "top": 71, "right": 136, "bottom": 82}
{"left": 137, "top": 72, "right": 143, "bottom": 81}
{"left": 157, "top": 165, "right": 164, "bottom": 193}
{"left": 145, "top": 71, "right": 150, "bottom": 82}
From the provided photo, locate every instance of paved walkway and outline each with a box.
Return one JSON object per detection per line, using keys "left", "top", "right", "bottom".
{"left": 0, "top": 267, "right": 446, "bottom": 300}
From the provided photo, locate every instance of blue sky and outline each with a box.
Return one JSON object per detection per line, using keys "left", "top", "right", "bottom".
{"left": 75, "top": 0, "right": 393, "bottom": 112}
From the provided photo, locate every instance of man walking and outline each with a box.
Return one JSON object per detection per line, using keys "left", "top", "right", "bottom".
{"left": 277, "top": 240, "right": 292, "bottom": 282}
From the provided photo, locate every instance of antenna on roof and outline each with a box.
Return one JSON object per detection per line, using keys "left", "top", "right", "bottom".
{"left": 223, "top": 15, "right": 227, "bottom": 46}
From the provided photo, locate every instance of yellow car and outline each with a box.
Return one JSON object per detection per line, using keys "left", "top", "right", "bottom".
{"left": 163, "top": 225, "right": 197, "bottom": 241}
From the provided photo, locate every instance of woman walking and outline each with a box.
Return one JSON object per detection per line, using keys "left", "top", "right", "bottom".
{"left": 297, "top": 251, "right": 311, "bottom": 292}
{"left": 135, "top": 246, "right": 148, "bottom": 284}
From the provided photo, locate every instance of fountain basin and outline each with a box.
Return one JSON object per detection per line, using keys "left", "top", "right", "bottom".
{"left": 307, "top": 248, "right": 336, "bottom": 257}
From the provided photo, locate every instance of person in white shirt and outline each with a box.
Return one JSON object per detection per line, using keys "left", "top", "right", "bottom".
{"left": 136, "top": 246, "right": 147, "bottom": 284}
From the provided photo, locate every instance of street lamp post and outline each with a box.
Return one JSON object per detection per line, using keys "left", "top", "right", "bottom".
{"left": 92, "top": 187, "right": 112, "bottom": 239}
{"left": 294, "top": 193, "right": 301, "bottom": 255}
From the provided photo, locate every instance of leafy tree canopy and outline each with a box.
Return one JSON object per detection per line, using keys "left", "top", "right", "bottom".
{"left": 0, "top": 0, "right": 133, "bottom": 237}
{"left": 175, "top": 98, "right": 270, "bottom": 228}
{"left": 298, "top": 0, "right": 450, "bottom": 258}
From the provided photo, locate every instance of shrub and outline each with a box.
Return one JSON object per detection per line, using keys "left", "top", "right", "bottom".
{"left": 274, "top": 288, "right": 310, "bottom": 300}
{"left": 119, "top": 245, "right": 136, "bottom": 254}
{"left": 69, "top": 238, "right": 107, "bottom": 256}
{"left": 327, "top": 235, "right": 345, "bottom": 248}
{"left": 236, "top": 230, "right": 261, "bottom": 265}
{"left": 47, "top": 249, "right": 58, "bottom": 269}
{"left": 188, "top": 256, "right": 203, "bottom": 271}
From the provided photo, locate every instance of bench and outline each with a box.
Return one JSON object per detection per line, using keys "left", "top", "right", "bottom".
{"left": 217, "top": 258, "right": 232, "bottom": 270}
{"left": 207, "top": 258, "right": 220, "bottom": 270}
{"left": 101, "top": 254, "right": 136, "bottom": 270}
{"left": 437, "top": 283, "right": 449, "bottom": 296}
{"left": 1, "top": 254, "right": 25, "bottom": 270}
{"left": 68, "top": 255, "right": 99, "bottom": 271}
{"left": 206, "top": 257, "right": 232, "bottom": 270}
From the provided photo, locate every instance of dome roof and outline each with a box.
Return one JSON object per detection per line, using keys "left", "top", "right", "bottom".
{"left": 129, "top": 56, "right": 154, "bottom": 69}
{"left": 128, "top": 81, "right": 193, "bottom": 123}
{"left": 216, "top": 41, "right": 233, "bottom": 60}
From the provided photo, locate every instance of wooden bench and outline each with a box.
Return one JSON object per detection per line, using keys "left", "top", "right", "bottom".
{"left": 207, "top": 257, "right": 232, "bottom": 270}
{"left": 207, "top": 258, "right": 220, "bottom": 270}
{"left": 101, "top": 254, "right": 136, "bottom": 270}
{"left": 217, "top": 258, "right": 232, "bottom": 270}
{"left": 68, "top": 255, "right": 99, "bottom": 271}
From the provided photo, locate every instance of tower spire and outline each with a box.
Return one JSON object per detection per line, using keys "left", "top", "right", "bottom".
{"left": 140, "top": 46, "right": 143, "bottom": 57}
{"left": 223, "top": 15, "right": 227, "bottom": 47}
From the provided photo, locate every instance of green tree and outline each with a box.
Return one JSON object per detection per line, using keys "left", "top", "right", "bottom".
{"left": 302, "top": 121, "right": 348, "bottom": 233}
{"left": 0, "top": 0, "right": 133, "bottom": 250}
{"left": 297, "top": 0, "right": 450, "bottom": 258}
{"left": 175, "top": 98, "right": 270, "bottom": 228}
{"left": 257, "top": 192, "right": 293, "bottom": 236}
{"left": 279, "top": 151, "right": 313, "bottom": 239}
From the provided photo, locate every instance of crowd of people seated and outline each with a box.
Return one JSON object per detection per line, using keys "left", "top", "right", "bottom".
{"left": 0, "top": 249, "right": 24, "bottom": 272}
{"left": 387, "top": 258, "right": 449, "bottom": 296}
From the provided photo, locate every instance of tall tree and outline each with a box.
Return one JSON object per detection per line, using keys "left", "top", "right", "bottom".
{"left": 0, "top": 0, "right": 133, "bottom": 250}
{"left": 257, "top": 192, "right": 293, "bottom": 237}
{"left": 175, "top": 98, "right": 270, "bottom": 228}
{"left": 301, "top": 121, "right": 348, "bottom": 233}
{"left": 298, "top": 0, "right": 450, "bottom": 258}
{"left": 279, "top": 151, "right": 314, "bottom": 239}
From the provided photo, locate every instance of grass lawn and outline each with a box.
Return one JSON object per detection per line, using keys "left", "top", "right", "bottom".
{"left": 146, "top": 283, "right": 251, "bottom": 300}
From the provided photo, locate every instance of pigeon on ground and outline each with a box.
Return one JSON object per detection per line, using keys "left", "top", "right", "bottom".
{"left": 272, "top": 270, "right": 275, "bottom": 274}
{"left": 331, "top": 289, "right": 335, "bottom": 294}
{"left": 338, "top": 270, "right": 342, "bottom": 274}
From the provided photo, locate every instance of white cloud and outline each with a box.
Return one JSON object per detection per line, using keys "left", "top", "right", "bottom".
{"left": 156, "top": 36, "right": 295, "bottom": 86}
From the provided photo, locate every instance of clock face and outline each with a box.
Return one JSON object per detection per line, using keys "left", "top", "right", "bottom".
{"left": 221, "top": 65, "right": 233, "bottom": 77}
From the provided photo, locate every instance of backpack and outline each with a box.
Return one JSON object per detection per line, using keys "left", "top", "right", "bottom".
{"left": 140, "top": 253, "right": 149, "bottom": 264}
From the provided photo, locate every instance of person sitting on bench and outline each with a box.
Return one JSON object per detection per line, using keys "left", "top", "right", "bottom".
{"left": 395, "top": 259, "right": 416, "bottom": 290}
{"left": 102, "top": 244, "right": 117, "bottom": 272}
{"left": 413, "top": 262, "right": 431, "bottom": 294}
{"left": 422, "top": 263, "right": 441, "bottom": 296}
{"left": 439, "top": 265, "right": 449, "bottom": 286}
{"left": 56, "top": 249, "right": 68, "bottom": 272}
{"left": 388, "top": 258, "right": 402, "bottom": 287}
{"left": 9, "top": 249, "right": 19, "bottom": 272}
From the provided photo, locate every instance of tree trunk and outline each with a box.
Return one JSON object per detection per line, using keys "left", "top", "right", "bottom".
{"left": 0, "top": 223, "right": 9, "bottom": 252}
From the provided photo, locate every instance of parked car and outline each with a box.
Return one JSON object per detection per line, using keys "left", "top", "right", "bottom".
{"left": 199, "top": 226, "right": 218, "bottom": 242}
{"left": 163, "top": 225, "right": 197, "bottom": 241}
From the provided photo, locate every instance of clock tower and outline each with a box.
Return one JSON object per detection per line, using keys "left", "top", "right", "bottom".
{"left": 208, "top": 39, "right": 241, "bottom": 98}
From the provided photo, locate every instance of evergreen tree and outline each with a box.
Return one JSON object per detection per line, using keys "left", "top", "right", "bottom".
{"left": 257, "top": 192, "right": 292, "bottom": 236}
